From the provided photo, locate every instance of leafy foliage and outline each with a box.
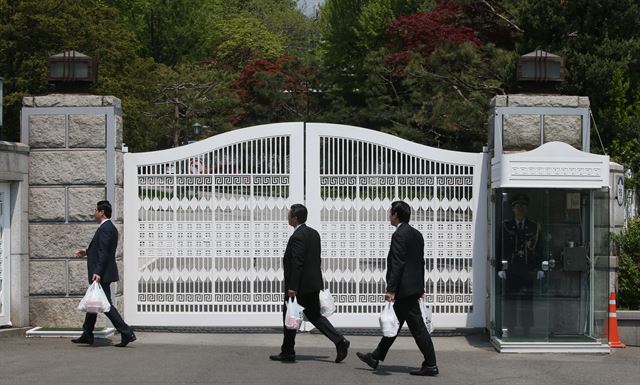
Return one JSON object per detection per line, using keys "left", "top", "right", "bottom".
{"left": 0, "top": 0, "right": 639, "bottom": 179}
{"left": 514, "top": 0, "right": 640, "bottom": 185}
{"left": 0, "top": 0, "right": 142, "bottom": 141}
{"left": 384, "top": 1, "right": 480, "bottom": 73}
{"left": 612, "top": 217, "right": 640, "bottom": 309}
{"left": 233, "top": 55, "right": 314, "bottom": 126}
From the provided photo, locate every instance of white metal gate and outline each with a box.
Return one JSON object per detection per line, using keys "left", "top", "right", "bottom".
{"left": 124, "top": 123, "right": 488, "bottom": 327}
{"left": 124, "top": 123, "right": 304, "bottom": 326}
{"left": 0, "top": 183, "right": 11, "bottom": 327}
{"left": 306, "top": 124, "right": 487, "bottom": 327}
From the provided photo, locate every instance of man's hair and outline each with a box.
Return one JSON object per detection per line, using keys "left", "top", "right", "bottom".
{"left": 97, "top": 200, "right": 112, "bottom": 218}
{"left": 290, "top": 204, "right": 308, "bottom": 224}
{"left": 391, "top": 201, "right": 411, "bottom": 223}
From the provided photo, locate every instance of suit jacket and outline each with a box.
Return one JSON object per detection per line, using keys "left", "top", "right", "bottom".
{"left": 283, "top": 224, "right": 324, "bottom": 295}
{"left": 86, "top": 220, "right": 119, "bottom": 283}
{"left": 386, "top": 222, "right": 425, "bottom": 299}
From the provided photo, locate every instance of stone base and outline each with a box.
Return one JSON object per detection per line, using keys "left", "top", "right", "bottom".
{"left": 29, "top": 298, "right": 108, "bottom": 328}
{"left": 618, "top": 311, "right": 640, "bottom": 347}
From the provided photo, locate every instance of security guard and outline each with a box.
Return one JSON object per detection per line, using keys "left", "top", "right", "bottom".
{"left": 498, "top": 194, "right": 544, "bottom": 337}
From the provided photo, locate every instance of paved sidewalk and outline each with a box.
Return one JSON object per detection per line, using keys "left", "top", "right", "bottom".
{"left": 0, "top": 332, "right": 638, "bottom": 385}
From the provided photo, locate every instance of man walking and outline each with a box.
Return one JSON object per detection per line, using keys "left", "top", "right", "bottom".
{"left": 356, "top": 201, "right": 438, "bottom": 376}
{"left": 270, "top": 204, "right": 350, "bottom": 363}
{"left": 72, "top": 200, "right": 136, "bottom": 347}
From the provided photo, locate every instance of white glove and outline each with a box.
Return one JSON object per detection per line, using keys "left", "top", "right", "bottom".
{"left": 536, "top": 271, "right": 545, "bottom": 280}
{"left": 498, "top": 271, "right": 506, "bottom": 280}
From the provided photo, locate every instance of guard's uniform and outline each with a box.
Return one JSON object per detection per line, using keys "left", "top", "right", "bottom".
{"left": 500, "top": 217, "right": 542, "bottom": 335}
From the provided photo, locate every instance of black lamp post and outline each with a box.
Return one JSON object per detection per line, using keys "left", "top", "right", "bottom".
{"left": 192, "top": 122, "right": 202, "bottom": 139}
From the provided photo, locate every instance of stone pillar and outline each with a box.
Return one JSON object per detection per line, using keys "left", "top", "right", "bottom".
{"left": 22, "top": 94, "right": 123, "bottom": 327}
{"left": 0, "top": 141, "right": 29, "bottom": 327}
{"left": 489, "top": 94, "right": 590, "bottom": 153}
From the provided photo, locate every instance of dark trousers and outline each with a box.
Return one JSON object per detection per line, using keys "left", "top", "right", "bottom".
{"left": 281, "top": 291, "right": 344, "bottom": 355}
{"left": 372, "top": 295, "right": 437, "bottom": 367}
{"left": 503, "top": 270, "right": 534, "bottom": 333}
{"left": 82, "top": 282, "right": 134, "bottom": 337}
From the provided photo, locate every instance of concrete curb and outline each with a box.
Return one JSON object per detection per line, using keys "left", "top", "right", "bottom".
{"left": 0, "top": 327, "right": 29, "bottom": 338}
{"left": 25, "top": 327, "right": 115, "bottom": 338}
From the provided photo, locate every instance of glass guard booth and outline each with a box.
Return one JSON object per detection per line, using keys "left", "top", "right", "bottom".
{"left": 493, "top": 188, "right": 610, "bottom": 349}
{"left": 489, "top": 103, "right": 611, "bottom": 353}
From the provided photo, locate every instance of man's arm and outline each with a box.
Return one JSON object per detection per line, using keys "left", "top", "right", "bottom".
{"left": 386, "top": 231, "right": 407, "bottom": 295}
{"left": 287, "top": 233, "right": 305, "bottom": 295}
{"left": 93, "top": 228, "right": 111, "bottom": 281}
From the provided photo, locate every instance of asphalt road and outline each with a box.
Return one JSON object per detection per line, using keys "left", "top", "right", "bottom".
{"left": 0, "top": 332, "right": 638, "bottom": 385}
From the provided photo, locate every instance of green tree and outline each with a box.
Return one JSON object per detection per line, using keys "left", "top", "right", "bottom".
{"left": 317, "top": 0, "right": 516, "bottom": 151}
{"left": 0, "top": 0, "right": 144, "bottom": 142}
{"left": 106, "top": 0, "right": 210, "bottom": 65}
{"left": 514, "top": 0, "right": 640, "bottom": 184}
{"left": 144, "top": 63, "right": 239, "bottom": 148}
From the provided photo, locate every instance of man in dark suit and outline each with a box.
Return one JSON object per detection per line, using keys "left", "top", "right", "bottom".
{"left": 71, "top": 200, "right": 136, "bottom": 347}
{"left": 357, "top": 201, "right": 438, "bottom": 376}
{"left": 497, "top": 193, "right": 543, "bottom": 337}
{"left": 270, "top": 204, "right": 350, "bottom": 363}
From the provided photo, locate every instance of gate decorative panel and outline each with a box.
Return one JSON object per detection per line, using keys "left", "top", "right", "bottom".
{"left": 0, "top": 184, "right": 10, "bottom": 326}
{"left": 124, "top": 123, "right": 304, "bottom": 326}
{"left": 306, "top": 124, "right": 487, "bottom": 327}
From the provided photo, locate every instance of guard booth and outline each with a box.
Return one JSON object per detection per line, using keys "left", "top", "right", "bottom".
{"left": 487, "top": 94, "right": 611, "bottom": 353}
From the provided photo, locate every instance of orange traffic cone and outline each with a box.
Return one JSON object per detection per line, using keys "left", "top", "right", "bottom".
{"left": 608, "top": 292, "right": 626, "bottom": 348}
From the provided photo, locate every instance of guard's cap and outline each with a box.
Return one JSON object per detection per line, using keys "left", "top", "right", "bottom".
{"left": 510, "top": 194, "right": 529, "bottom": 207}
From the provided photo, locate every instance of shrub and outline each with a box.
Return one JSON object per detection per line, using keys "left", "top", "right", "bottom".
{"left": 612, "top": 216, "right": 640, "bottom": 309}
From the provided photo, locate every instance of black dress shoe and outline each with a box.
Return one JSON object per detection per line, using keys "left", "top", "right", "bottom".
{"left": 335, "top": 339, "right": 350, "bottom": 363}
{"left": 115, "top": 333, "right": 137, "bottom": 347}
{"left": 71, "top": 333, "right": 94, "bottom": 345}
{"left": 356, "top": 352, "right": 379, "bottom": 370}
{"left": 269, "top": 353, "right": 296, "bottom": 362}
{"left": 410, "top": 365, "right": 439, "bottom": 376}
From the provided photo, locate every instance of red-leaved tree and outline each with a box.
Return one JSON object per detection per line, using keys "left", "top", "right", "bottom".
{"left": 384, "top": 0, "right": 481, "bottom": 73}
{"left": 233, "top": 55, "right": 314, "bottom": 125}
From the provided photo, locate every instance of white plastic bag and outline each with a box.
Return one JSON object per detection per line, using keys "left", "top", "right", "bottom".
{"left": 319, "top": 289, "right": 336, "bottom": 318}
{"left": 379, "top": 301, "right": 400, "bottom": 337}
{"left": 78, "top": 282, "right": 111, "bottom": 314}
{"left": 419, "top": 297, "right": 433, "bottom": 334}
{"left": 284, "top": 297, "right": 305, "bottom": 330}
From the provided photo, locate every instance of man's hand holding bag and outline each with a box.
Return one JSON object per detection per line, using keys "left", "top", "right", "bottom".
{"left": 78, "top": 282, "right": 111, "bottom": 314}
{"left": 379, "top": 301, "right": 400, "bottom": 337}
{"left": 284, "top": 297, "right": 305, "bottom": 330}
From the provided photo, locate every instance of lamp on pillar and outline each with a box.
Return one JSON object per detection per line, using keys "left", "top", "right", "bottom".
{"left": 48, "top": 50, "right": 98, "bottom": 93}
{"left": 517, "top": 50, "right": 564, "bottom": 93}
